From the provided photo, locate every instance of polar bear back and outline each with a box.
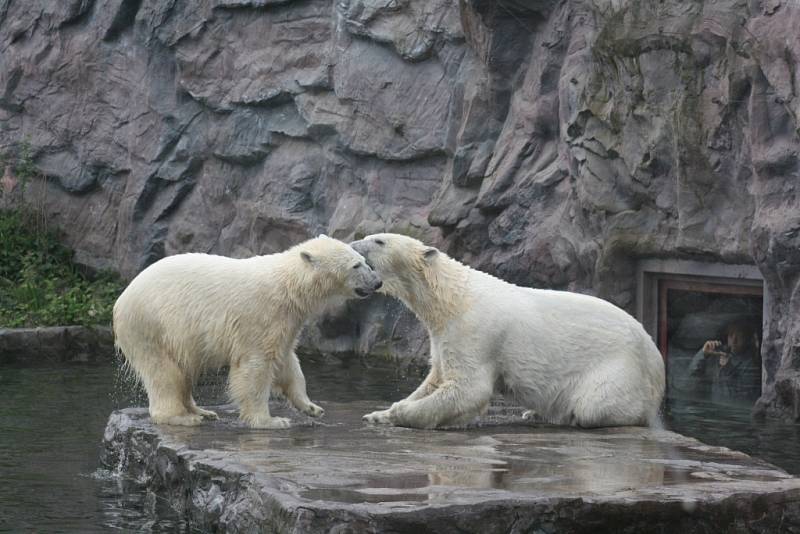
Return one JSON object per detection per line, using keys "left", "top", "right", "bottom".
{"left": 114, "top": 253, "right": 288, "bottom": 370}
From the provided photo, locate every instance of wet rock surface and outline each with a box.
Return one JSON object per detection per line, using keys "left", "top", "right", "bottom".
{"left": 1, "top": 0, "right": 799, "bottom": 417}
{"left": 102, "top": 402, "right": 800, "bottom": 533}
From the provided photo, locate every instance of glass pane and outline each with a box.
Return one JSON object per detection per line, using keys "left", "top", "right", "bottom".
{"left": 664, "top": 288, "right": 762, "bottom": 408}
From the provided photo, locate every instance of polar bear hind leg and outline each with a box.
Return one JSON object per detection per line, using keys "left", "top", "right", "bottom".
{"left": 138, "top": 353, "right": 203, "bottom": 426}
{"left": 274, "top": 352, "right": 324, "bottom": 418}
{"left": 182, "top": 385, "right": 218, "bottom": 420}
{"left": 188, "top": 403, "right": 219, "bottom": 420}
{"left": 569, "top": 359, "right": 649, "bottom": 428}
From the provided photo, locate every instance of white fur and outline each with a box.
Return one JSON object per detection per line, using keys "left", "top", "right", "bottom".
{"left": 113, "top": 236, "right": 380, "bottom": 428}
{"left": 353, "top": 234, "right": 665, "bottom": 429}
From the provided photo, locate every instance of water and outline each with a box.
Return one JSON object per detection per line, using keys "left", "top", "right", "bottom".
{"left": 664, "top": 397, "right": 800, "bottom": 475}
{"left": 1, "top": 358, "right": 799, "bottom": 532}
{"left": 0, "top": 365, "right": 186, "bottom": 532}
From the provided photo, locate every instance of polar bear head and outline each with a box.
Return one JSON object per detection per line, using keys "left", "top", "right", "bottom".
{"left": 349, "top": 233, "right": 438, "bottom": 296}
{"left": 297, "top": 235, "right": 383, "bottom": 298}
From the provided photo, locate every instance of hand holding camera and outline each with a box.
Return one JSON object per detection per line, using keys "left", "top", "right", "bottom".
{"left": 702, "top": 340, "right": 732, "bottom": 366}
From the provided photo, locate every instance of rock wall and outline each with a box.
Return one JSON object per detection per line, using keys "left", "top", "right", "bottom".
{"left": 1, "top": 0, "right": 798, "bottom": 419}
{"left": 0, "top": 326, "right": 114, "bottom": 364}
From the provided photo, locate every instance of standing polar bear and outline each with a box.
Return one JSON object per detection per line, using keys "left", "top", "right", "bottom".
{"left": 113, "top": 236, "right": 382, "bottom": 428}
{"left": 351, "top": 233, "right": 665, "bottom": 429}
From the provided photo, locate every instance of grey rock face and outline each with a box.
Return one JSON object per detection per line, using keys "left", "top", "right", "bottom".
{"left": 1, "top": 0, "right": 799, "bottom": 417}
{"left": 101, "top": 403, "right": 800, "bottom": 533}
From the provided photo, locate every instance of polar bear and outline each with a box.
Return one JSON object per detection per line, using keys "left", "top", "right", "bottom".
{"left": 351, "top": 233, "right": 665, "bottom": 429}
{"left": 113, "top": 236, "right": 382, "bottom": 428}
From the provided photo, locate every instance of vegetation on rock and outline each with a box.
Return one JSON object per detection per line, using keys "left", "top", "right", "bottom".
{"left": 0, "top": 144, "right": 123, "bottom": 328}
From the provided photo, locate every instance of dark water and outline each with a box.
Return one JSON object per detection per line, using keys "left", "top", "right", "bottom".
{"left": 664, "top": 397, "right": 800, "bottom": 475}
{"left": 0, "top": 365, "right": 185, "bottom": 532}
{"left": 1, "top": 359, "right": 799, "bottom": 532}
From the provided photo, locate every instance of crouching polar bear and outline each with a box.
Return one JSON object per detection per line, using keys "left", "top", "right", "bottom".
{"left": 113, "top": 236, "right": 382, "bottom": 428}
{"left": 351, "top": 234, "right": 665, "bottom": 429}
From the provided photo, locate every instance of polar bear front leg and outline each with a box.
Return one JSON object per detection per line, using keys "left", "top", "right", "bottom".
{"left": 362, "top": 374, "right": 439, "bottom": 424}
{"left": 385, "top": 375, "right": 494, "bottom": 429}
{"left": 402, "top": 364, "right": 442, "bottom": 403}
{"left": 363, "top": 360, "right": 442, "bottom": 424}
{"left": 276, "top": 352, "right": 324, "bottom": 418}
{"left": 229, "top": 354, "right": 290, "bottom": 429}
{"left": 362, "top": 408, "right": 394, "bottom": 424}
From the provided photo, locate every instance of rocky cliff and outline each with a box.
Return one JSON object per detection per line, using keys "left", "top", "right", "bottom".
{"left": 1, "top": 0, "right": 798, "bottom": 419}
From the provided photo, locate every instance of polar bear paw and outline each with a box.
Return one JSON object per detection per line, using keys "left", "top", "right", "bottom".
{"left": 194, "top": 407, "right": 219, "bottom": 420}
{"left": 302, "top": 402, "right": 325, "bottom": 418}
{"left": 153, "top": 413, "right": 204, "bottom": 426}
{"left": 245, "top": 415, "right": 292, "bottom": 429}
{"left": 363, "top": 409, "right": 393, "bottom": 425}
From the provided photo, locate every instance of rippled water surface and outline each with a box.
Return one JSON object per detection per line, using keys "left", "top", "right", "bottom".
{"left": 1, "top": 358, "right": 799, "bottom": 531}
{"left": 0, "top": 365, "right": 186, "bottom": 532}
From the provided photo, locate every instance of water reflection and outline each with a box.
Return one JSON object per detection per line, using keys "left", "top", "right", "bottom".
{"left": 289, "top": 429, "right": 769, "bottom": 505}
{"left": 158, "top": 404, "right": 787, "bottom": 507}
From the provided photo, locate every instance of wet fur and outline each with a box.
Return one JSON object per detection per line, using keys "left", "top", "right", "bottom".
{"left": 113, "top": 237, "right": 378, "bottom": 428}
{"left": 354, "top": 234, "right": 666, "bottom": 429}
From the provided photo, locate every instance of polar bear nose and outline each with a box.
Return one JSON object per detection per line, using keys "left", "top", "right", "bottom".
{"left": 374, "top": 280, "right": 383, "bottom": 290}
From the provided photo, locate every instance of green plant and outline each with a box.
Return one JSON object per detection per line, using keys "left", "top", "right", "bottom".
{"left": 0, "top": 209, "right": 124, "bottom": 327}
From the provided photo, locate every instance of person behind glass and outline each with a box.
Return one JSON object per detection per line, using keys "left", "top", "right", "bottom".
{"left": 686, "top": 320, "right": 761, "bottom": 403}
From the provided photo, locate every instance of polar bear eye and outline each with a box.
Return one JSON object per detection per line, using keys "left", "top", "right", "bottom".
{"left": 374, "top": 239, "right": 385, "bottom": 246}
{"left": 352, "top": 263, "right": 361, "bottom": 270}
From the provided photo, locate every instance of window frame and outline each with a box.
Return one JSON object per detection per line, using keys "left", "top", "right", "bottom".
{"left": 636, "top": 259, "right": 766, "bottom": 392}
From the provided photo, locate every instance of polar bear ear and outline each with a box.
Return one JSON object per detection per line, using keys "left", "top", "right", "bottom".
{"left": 300, "top": 251, "right": 315, "bottom": 265}
{"left": 422, "top": 247, "right": 438, "bottom": 262}
{"left": 318, "top": 233, "right": 329, "bottom": 239}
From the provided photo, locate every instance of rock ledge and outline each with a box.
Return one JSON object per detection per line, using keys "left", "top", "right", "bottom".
{"left": 102, "top": 402, "right": 800, "bottom": 533}
{"left": 0, "top": 326, "right": 114, "bottom": 365}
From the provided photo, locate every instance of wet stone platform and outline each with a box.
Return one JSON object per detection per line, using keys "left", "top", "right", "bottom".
{"left": 102, "top": 400, "right": 800, "bottom": 533}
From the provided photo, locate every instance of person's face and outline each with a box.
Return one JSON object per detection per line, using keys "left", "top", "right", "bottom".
{"left": 727, "top": 330, "right": 748, "bottom": 354}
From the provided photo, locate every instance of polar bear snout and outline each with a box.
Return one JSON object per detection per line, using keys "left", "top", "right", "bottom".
{"left": 353, "top": 275, "right": 382, "bottom": 298}
{"left": 349, "top": 239, "right": 368, "bottom": 254}
{"left": 349, "top": 257, "right": 382, "bottom": 298}
{"left": 350, "top": 240, "right": 378, "bottom": 268}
